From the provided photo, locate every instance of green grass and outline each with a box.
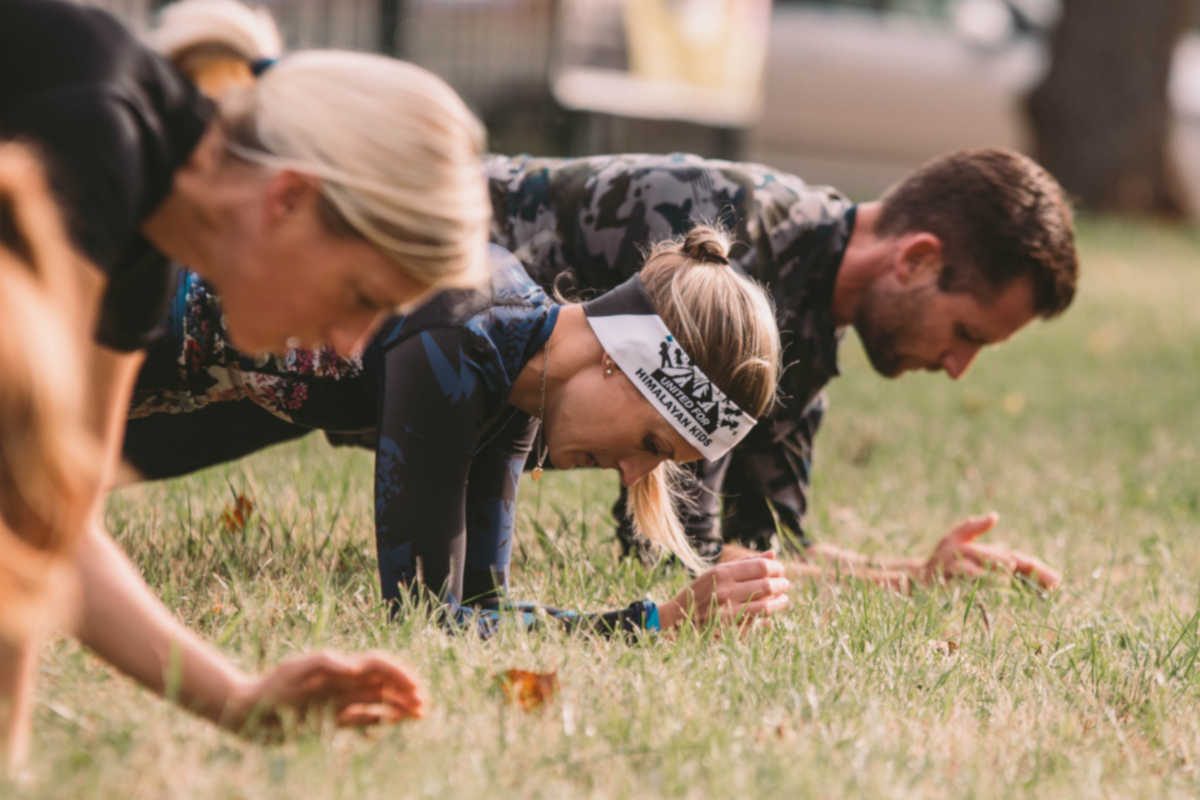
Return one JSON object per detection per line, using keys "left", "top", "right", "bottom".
{"left": 9, "top": 216, "right": 1200, "bottom": 798}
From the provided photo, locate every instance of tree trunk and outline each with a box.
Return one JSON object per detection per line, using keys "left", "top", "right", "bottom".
{"left": 1027, "top": 0, "right": 1192, "bottom": 216}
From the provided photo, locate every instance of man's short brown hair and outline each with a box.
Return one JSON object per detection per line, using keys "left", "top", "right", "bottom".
{"left": 876, "top": 148, "right": 1077, "bottom": 318}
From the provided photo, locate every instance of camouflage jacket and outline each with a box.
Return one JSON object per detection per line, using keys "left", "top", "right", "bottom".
{"left": 486, "top": 153, "right": 856, "bottom": 551}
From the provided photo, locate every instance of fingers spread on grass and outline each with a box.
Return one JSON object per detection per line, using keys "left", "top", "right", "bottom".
{"left": 962, "top": 542, "right": 1019, "bottom": 571}
{"left": 1010, "top": 553, "right": 1062, "bottom": 590}
{"left": 961, "top": 543, "right": 1062, "bottom": 590}
{"left": 948, "top": 513, "right": 998, "bottom": 545}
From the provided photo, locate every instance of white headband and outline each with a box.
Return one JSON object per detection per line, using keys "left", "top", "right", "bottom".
{"left": 583, "top": 276, "right": 758, "bottom": 461}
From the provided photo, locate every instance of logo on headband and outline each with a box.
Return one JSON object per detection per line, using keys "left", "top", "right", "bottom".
{"left": 582, "top": 274, "right": 757, "bottom": 461}
{"left": 632, "top": 334, "right": 744, "bottom": 449}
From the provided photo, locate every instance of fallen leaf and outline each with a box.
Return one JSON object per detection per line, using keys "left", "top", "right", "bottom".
{"left": 221, "top": 494, "right": 254, "bottom": 532}
{"left": 497, "top": 669, "right": 558, "bottom": 711}
{"left": 929, "top": 639, "right": 958, "bottom": 656}
{"left": 1002, "top": 392, "right": 1025, "bottom": 416}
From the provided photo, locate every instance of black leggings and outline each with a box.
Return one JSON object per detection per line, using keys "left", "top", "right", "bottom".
{"left": 123, "top": 400, "right": 310, "bottom": 480}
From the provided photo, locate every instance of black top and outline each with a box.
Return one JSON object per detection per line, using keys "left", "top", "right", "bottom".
{"left": 0, "top": 0, "right": 214, "bottom": 350}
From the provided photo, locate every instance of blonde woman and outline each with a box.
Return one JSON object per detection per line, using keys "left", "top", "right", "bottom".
{"left": 1, "top": 0, "right": 489, "bottom": 762}
{"left": 0, "top": 145, "right": 427, "bottom": 773}
{"left": 125, "top": 228, "right": 790, "bottom": 633}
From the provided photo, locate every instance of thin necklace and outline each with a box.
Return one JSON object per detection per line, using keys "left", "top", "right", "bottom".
{"left": 531, "top": 340, "right": 550, "bottom": 482}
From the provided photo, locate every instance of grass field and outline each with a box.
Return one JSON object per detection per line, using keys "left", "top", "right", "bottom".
{"left": 8, "top": 217, "right": 1200, "bottom": 798}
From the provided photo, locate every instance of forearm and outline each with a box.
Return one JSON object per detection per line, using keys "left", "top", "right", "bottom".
{"left": 782, "top": 558, "right": 911, "bottom": 593}
{"left": 0, "top": 639, "right": 38, "bottom": 770}
{"left": 720, "top": 542, "right": 913, "bottom": 591}
{"left": 73, "top": 521, "right": 252, "bottom": 728}
{"left": 808, "top": 541, "right": 924, "bottom": 574}
{"left": 71, "top": 346, "right": 252, "bottom": 724}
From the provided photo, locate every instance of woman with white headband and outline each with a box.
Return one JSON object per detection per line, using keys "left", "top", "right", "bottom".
{"left": 1, "top": 0, "right": 487, "bottom": 759}
{"left": 125, "top": 228, "right": 790, "bottom": 632}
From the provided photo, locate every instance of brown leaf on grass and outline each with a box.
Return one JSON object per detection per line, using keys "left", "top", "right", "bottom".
{"left": 754, "top": 721, "right": 796, "bottom": 744}
{"left": 497, "top": 669, "right": 558, "bottom": 711}
{"left": 929, "top": 639, "right": 958, "bottom": 656}
{"left": 1002, "top": 392, "right": 1026, "bottom": 416}
{"left": 221, "top": 494, "right": 254, "bottom": 532}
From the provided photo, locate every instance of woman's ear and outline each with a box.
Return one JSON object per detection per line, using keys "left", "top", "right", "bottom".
{"left": 263, "top": 170, "right": 320, "bottom": 226}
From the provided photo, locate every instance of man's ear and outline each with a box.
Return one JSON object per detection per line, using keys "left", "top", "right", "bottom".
{"left": 263, "top": 170, "right": 320, "bottom": 228}
{"left": 894, "top": 232, "right": 943, "bottom": 285}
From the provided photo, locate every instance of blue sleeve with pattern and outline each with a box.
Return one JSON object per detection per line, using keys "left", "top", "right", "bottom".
{"left": 373, "top": 327, "right": 490, "bottom": 608}
{"left": 374, "top": 328, "right": 660, "bottom": 638}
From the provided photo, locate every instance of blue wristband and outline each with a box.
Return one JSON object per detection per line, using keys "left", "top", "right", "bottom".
{"left": 644, "top": 601, "right": 661, "bottom": 632}
{"left": 250, "top": 57, "right": 278, "bottom": 76}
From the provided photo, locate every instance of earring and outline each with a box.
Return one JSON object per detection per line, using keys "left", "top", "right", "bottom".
{"left": 604, "top": 357, "right": 614, "bottom": 375}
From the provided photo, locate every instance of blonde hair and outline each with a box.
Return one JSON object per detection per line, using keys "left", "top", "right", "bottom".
{"left": 150, "top": 2, "right": 491, "bottom": 296}
{"left": 222, "top": 53, "right": 490, "bottom": 294}
{"left": 149, "top": 0, "right": 282, "bottom": 96}
{"left": 626, "top": 225, "right": 781, "bottom": 573}
{"left": 0, "top": 146, "right": 98, "bottom": 642}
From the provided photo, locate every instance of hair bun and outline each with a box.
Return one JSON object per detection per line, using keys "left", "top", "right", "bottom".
{"left": 682, "top": 225, "right": 730, "bottom": 266}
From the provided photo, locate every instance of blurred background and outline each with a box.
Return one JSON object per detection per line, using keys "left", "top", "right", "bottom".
{"left": 90, "top": 0, "right": 1200, "bottom": 216}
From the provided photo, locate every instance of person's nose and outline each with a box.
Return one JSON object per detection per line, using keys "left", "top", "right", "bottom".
{"left": 617, "top": 453, "right": 665, "bottom": 487}
{"left": 942, "top": 344, "right": 981, "bottom": 380}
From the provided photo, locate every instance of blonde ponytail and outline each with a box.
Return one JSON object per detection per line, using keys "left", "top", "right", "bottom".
{"left": 625, "top": 224, "right": 781, "bottom": 570}
{"left": 627, "top": 463, "right": 709, "bottom": 574}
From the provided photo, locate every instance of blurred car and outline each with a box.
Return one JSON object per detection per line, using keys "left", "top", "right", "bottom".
{"left": 749, "top": 0, "right": 1200, "bottom": 207}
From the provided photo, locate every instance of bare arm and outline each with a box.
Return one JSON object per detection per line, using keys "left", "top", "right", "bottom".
{"left": 71, "top": 347, "right": 424, "bottom": 731}
{"left": 720, "top": 514, "right": 1061, "bottom": 592}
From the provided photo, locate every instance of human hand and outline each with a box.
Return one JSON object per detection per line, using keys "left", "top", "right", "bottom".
{"left": 658, "top": 553, "right": 790, "bottom": 630}
{"left": 228, "top": 651, "right": 425, "bottom": 733}
{"left": 922, "top": 513, "right": 1061, "bottom": 590}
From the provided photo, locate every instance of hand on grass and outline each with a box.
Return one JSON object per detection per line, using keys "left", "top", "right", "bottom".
{"left": 658, "top": 553, "right": 790, "bottom": 630}
{"left": 923, "top": 513, "right": 1061, "bottom": 590}
{"left": 229, "top": 652, "right": 425, "bottom": 733}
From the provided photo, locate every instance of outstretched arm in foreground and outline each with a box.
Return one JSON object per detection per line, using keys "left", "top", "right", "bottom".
{"left": 74, "top": 523, "right": 424, "bottom": 731}
{"left": 76, "top": 349, "right": 424, "bottom": 734}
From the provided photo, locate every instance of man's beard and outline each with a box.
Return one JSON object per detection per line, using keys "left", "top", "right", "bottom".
{"left": 853, "top": 282, "right": 931, "bottom": 378}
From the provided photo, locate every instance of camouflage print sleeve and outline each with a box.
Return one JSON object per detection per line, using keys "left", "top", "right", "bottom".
{"left": 721, "top": 391, "right": 827, "bottom": 553}
{"left": 484, "top": 153, "right": 847, "bottom": 297}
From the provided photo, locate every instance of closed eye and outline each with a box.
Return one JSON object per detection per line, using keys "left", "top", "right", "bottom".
{"left": 643, "top": 435, "right": 675, "bottom": 460}
{"left": 354, "top": 289, "right": 385, "bottom": 312}
{"left": 955, "top": 323, "right": 987, "bottom": 346}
